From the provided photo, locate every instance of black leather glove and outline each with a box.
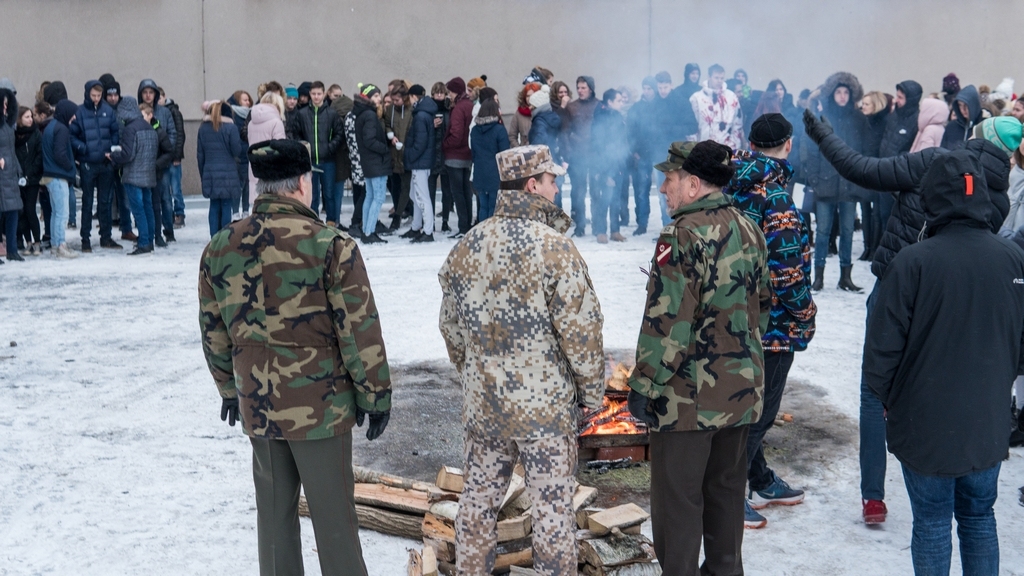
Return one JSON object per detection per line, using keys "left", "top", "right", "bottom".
{"left": 356, "top": 407, "right": 390, "bottom": 441}
{"left": 220, "top": 397, "right": 239, "bottom": 427}
{"left": 627, "top": 389, "right": 659, "bottom": 429}
{"left": 803, "top": 108, "right": 834, "bottom": 144}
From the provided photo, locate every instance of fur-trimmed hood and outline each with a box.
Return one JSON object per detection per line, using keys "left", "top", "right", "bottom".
{"left": 0, "top": 88, "right": 17, "bottom": 126}
{"left": 812, "top": 72, "right": 864, "bottom": 115}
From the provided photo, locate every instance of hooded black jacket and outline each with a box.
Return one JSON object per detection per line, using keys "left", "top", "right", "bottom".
{"left": 878, "top": 81, "right": 922, "bottom": 158}
{"left": 70, "top": 80, "right": 119, "bottom": 164}
{"left": 353, "top": 96, "right": 392, "bottom": 179}
{"left": 802, "top": 73, "right": 870, "bottom": 202}
{"left": 864, "top": 150, "right": 1024, "bottom": 477}
{"left": 940, "top": 85, "right": 983, "bottom": 151}
{"left": 807, "top": 126, "right": 1010, "bottom": 279}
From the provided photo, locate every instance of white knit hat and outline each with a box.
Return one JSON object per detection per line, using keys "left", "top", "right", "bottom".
{"left": 528, "top": 85, "right": 550, "bottom": 109}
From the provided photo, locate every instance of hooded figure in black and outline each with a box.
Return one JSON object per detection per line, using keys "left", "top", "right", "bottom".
{"left": 940, "top": 84, "right": 983, "bottom": 151}
{"left": 878, "top": 81, "right": 922, "bottom": 158}
{"left": 669, "top": 63, "right": 701, "bottom": 140}
{"left": 42, "top": 81, "right": 68, "bottom": 107}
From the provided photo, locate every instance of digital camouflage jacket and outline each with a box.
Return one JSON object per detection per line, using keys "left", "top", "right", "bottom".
{"left": 199, "top": 194, "right": 391, "bottom": 440}
{"left": 629, "top": 191, "right": 771, "bottom": 432}
{"left": 724, "top": 150, "right": 816, "bottom": 353}
{"left": 439, "top": 189, "right": 605, "bottom": 439}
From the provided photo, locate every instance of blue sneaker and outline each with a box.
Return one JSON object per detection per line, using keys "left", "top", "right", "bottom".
{"left": 744, "top": 500, "right": 767, "bottom": 529}
{"left": 749, "top": 472, "right": 804, "bottom": 510}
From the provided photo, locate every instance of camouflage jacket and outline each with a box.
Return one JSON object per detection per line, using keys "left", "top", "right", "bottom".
{"left": 629, "top": 191, "right": 771, "bottom": 432}
{"left": 438, "top": 189, "right": 605, "bottom": 439}
{"left": 199, "top": 194, "right": 391, "bottom": 440}
{"left": 724, "top": 151, "right": 817, "bottom": 353}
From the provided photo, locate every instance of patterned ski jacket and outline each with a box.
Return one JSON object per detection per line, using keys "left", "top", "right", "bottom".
{"left": 199, "top": 194, "right": 391, "bottom": 440}
{"left": 724, "top": 150, "right": 816, "bottom": 353}
{"left": 629, "top": 191, "right": 771, "bottom": 432}
{"left": 438, "top": 189, "right": 605, "bottom": 439}
{"left": 689, "top": 86, "right": 744, "bottom": 150}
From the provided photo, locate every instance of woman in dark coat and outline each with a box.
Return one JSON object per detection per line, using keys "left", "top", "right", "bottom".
{"left": 197, "top": 101, "right": 241, "bottom": 236}
{"left": 0, "top": 88, "right": 24, "bottom": 261}
{"left": 15, "top": 106, "right": 43, "bottom": 255}
{"left": 469, "top": 99, "right": 509, "bottom": 221}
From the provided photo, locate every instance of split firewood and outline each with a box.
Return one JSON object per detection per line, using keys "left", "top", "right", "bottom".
{"left": 496, "top": 536, "right": 533, "bottom": 555}
{"left": 499, "top": 462, "right": 527, "bottom": 513}
{"left": 582, "top": 563, "right": 662, "bottom": 576}
{"left": 354, "top": 483, "right": 432, "bottom": 515}
{"left": 422, "top": 512, "right": 456, "bottom": 544}
{"left": 497, "top": 514, "right": 532, "bottom": 542}
{"left": 408, "top": 549, "right": 423, "bottom": 576}
{"left": 578, "top": 532, "right": 655, "bottom": 568}
{"left": 356, "top": 504, "right": 424, "bottom": 540}
{"left": 426, "top": 500, "right": 532, "bottom": 543}
{"left": 587, "top": 503, "right": 650, "bottom": 536}
{"left": 573, "top": 485, "right": 599, "bottom": 513}
{"left": 422, "top": 545, "right": 439, "bottom": 576}
{"left": 423, "top": 537, "right": 456, "bottom": 564}
{"left": 353, "top": 466, "right": 447, "bottom": 501}
{"left": 436, "top": 466, "right": 465, "bottom": 493}
{"left": 429, "top": 501, "right": 459, "bottom": 523}
{"left": 498, "top": 492, "right": 532, "bottom": 520}
{"left": 495, "top": 547, "right": 533, "bottom": 571}
{"left": 577, "top": 507, "right": 602, "bottom": 530}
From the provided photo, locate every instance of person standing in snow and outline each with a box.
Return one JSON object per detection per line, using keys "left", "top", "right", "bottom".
{"left": 200, "top": 138, "right": 391, "bottom": 576}
{"left": 863, "top": 149, "right": 1024, "bottom": 576}
{"left": 196, "top": 101, "right": 242, "bottom": 237}
{"left": 469, "top": 98, "right": 509, "bottom": 222}
{"left": 69, "top": 80, "right": 121, "bottom": 252}
{"left": 689, "top": 64, "right": 744, "bottom": 150}
{"left": 401, "top": 84, "right": 437, "bottom": 242}
{"left": 41, "top": 99, "right": 78, "bottom": 258}
{"left": 107, "top": 97, "right": 158, "bottom": 256}
{"left": 589, "top": 88, "right": 629, "bottom": 243}
{"left": 566, "top": 75, "right": 600, "bottom": 237}
{"left": 439, "top": 144, "right": 603, "bottom": 576}
{"left": 941, "top": 84, "right": 984, "bottom": 151}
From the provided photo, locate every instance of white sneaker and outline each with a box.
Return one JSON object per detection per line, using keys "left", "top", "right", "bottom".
{"left": 55, "top": 243, "right": 78, "bottom": 259}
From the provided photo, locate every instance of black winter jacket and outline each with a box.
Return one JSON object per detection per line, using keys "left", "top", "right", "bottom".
{"left": 941, "top": 85, "right": 983, "bottom": 151}
{"left": 810, "top": 130, "right": 1010, "bottom": 279}
{"left": 70, "top": 80, "right": 119, "bottom": 164}
{"left": 288, "top": 102, "right": 343, "bottom": 165}
{"left": 469, "top": 118, "right": 509, "bottom": 192}
{"left": 353, "top": 97, "right": 392, "bottom": 179}
{"left": 626, "top": 98, "right": 659, "bottom": 160}
{"left": 802, "top": 96, "right": 870, "bottom": 202}
{"left": 15, "top": 125, "right": 43, "bottom": 189}
{"left": 878, "top": 81, "right": 922, "bottom": 158}
{"left": 136, "top": 80, "right": 176, "bottom": 150}
{"left": 529, "top": 105, "right": 563, "bottom": 165}
{"left": 864, "top": 150, "right": 1024, "bottom": 477}
{"left": 430, "top": 97, "right": 450, "bottom": 173}
{"left": 196, "top": 119, "right": 242, "bottom": 200}
{"left": 403, "top": 97, "right": 436, "bottom": 171}
{"left": 153, "top": 121, "right": 175, "bottom": 175}
{"left": 164, "top": 100, "right": 186, "bottom": 161}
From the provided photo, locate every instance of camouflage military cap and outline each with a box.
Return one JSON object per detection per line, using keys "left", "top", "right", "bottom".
{"left": 654, "top": 141, "right": 697, "bottom": 173}
{"left": 497, "top": 145, "right": 567, "bottom": 182}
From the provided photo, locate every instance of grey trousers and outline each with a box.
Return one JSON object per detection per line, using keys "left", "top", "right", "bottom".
{"left": 250, "top": 431, "right": 367, "bottom": 576}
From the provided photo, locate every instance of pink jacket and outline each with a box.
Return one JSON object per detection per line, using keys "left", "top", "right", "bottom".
{"left": 247, "top": 103, "right": 286, "bottom": 203}
{"left": 910, "top": 99, "right": 948, "bottom": 153}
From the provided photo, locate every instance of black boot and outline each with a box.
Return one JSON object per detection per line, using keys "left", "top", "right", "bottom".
{"left": 812, "top": 266, "right": 824, "bottom": 292}
{"left": 838, "top": 265, "right": 863, "bottom": 293}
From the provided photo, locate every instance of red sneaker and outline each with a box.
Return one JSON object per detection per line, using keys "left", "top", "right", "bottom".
{"left": 863, "top": 499, "right": 887, "bottom": 524}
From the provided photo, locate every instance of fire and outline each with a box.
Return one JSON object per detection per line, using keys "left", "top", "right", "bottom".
{"left": 580, "top": 397, "right": 647, "bottom": 437}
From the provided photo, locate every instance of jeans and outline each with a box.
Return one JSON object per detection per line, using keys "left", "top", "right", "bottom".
{"left": 902, "top": 463, "right": 1000, "bottom": 576}
{"left": 814, "top": 200, "right": 856, "bottom": 269}
{"left": 329, "top": 179, "right": 346, "bottom": 225}
{"left": 860, "top": 198, "right": 875, "bottom": 252}
{"left": 310, "top": 161, "right": 336, "bottom": 219}
{"left": 113, "top": 174, "right": 133, "bottom": 234}
{"left": 67, "top": 183, "right": 77, "bottom": 226}
{"left": 476, "top": 188, "right": 497, "bottom": 221}
{"left": 151, "top": 186, "right": 166, "bottom": 240}
{"left": 876, "top": 193, "right": 895, "bottom": 241}
{"left": 632, "top": 157, "right": 652, "bottom": 230}
{"left": 861, "top": 281, "right": 887, "bottom": 500}
{"left": 208, "top": 198, "right": 233, "bottom": 236}
{"left": 3, "top": 210, "right": 18, "bottom": 256}
{"left": 361, "top": 176, "right": 388, "bottom": 237}
{"left": 46, "top": 178, "right": 70, "bottom": 247}
{"left": 746, "top": 351, "right": 796, "bottom": 491}
{"left": 124, "top": 184, "right": 154, "bottom": 248}
{"left": 79, "top": 162, "right": 115, "bottom": 242}
{"left": 410, "top": 169, "right": 433, "bottom": 234}
{"left": 591, "top": 171, "right": 624, "bottom": 236}
{"left": 447, "top": 166, "right": 473, "bottom": 234}
{"left": 168, "top": 164, "right": 184, "bottom": 217}
{"left": 158, "top": 170, "right": 174, "bottom": 233}
{"left": 567, "top": 161, "right": 596, "bottom": 233}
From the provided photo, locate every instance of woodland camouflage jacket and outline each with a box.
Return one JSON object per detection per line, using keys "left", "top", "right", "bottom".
{"left": 629, "top": 191, "right": 771, "bottom": 432}
{"left": 438, "top": 189, "right": 605, "bottom": 439}
{"left": 199, "top": 194, "right": 391, "bottom": 440}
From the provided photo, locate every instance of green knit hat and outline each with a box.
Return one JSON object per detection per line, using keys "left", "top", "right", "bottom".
{"left": 978, "top": 117, "right": 1023, "bottom": 156}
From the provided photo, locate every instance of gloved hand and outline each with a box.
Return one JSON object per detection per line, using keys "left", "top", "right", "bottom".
{"left": 356, "top": 407, "right": 390, "bottom": 441}
{"left": 803, "top": 108, "right": 834, "bottom": 144}
{"left": 220, "top": 397, "right": 239, "bottom": 427}
{"left": 627, "top": 389, "right": 659, "bottom": 429}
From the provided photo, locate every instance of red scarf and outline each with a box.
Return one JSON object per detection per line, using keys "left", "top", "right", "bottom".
{"left": 518, "top": 106, "right": 532, "bottom": 118}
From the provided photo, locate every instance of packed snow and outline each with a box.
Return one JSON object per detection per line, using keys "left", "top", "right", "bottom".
{"left": 1, "top": 195, "right": 1022, "bottom": 575}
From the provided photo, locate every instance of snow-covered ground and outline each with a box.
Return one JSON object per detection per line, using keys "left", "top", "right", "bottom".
{"left": 1, "top": 196, "right": 1022, "bottom": 575}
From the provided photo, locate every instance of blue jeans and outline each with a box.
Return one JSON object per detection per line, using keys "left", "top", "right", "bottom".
{"left": 362, "top": 176, "right": 388, "bottom": 237}
{"left": 114, "top": 174, "right": 133, "bottom": 234}
{"left": 79, "top": 162, "right": 114, "bottom": 242}
{"left": 158, "top": 171, "right": 174, "bottom": 233}
{"left": 67, "top": 183, "right": 77, "bottom": 226}
{"left": 632, "top": 157, "right": 652, "bottom": 230}
{"left": 208, "top": 198, "right": 233, "bottom": 236}
{"left": 567, "top": 161, "right": 595, "bottom": 233}
{"left": 746, "top": 351, "right": 795, "bottom": 491}
{"left": 124, "top": 184, "right": 154, "bottom": 248}
{"left": 168, "top": 164, "right": 184, "bottom": 217}
{"left": 902, "top": 463, "right": 1000, "bottom": 576}
{"left": 814, "top": 200, "right": 855, "bottom": 269}
{"left": 861, "top": 280, "right": 888, "bottom": 501}
{"left": 476, "top": 189, "right": 497, "bottom": 221}
{"left": 329, "top": 179, "right": 346, "bottom": 225}
{"left": 46, "top": 178, "right": 70, "bottom": 247}
{"left": 311, "top": 162, "right": 336, "bottom": 219}
{"left": 591, "top": 172, "right": 623, "bottom": 235}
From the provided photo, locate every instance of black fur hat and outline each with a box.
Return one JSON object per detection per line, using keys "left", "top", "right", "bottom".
{"left": 682, "top": 141, "right": 735, "bottom": 187}
{"left": 248, "top": 139, "right": 316, "bottom": 181}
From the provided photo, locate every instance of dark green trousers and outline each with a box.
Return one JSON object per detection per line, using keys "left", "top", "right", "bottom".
{"left": 250, "top": 431, "right": 367, "bottom": 576}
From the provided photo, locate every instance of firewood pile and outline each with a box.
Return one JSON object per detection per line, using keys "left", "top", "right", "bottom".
{"left": 298, "top": 464, "right": 660, "bottom": 575}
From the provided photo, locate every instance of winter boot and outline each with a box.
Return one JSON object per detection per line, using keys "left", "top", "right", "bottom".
{"left": 812, "top": 266, "right": 824, "bottom": 292}
{"left": 163, "top": 230, "right": 176, "bottom": 243}
{"left": 838, "top": 266, "right": 863, "bottom": 293}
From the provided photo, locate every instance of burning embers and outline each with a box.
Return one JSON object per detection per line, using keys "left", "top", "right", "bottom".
{"left": 579, "top": 397, "right": 646, "bottom": 437}
{"left": 578, "top": 361, "right": 651, "bottom": 462}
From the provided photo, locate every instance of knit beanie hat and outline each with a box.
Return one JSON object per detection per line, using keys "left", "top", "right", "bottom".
{"left": 285, "top": 84, "right": 298, "bottom": 98}
{"left": 298, "top": 82, "right": 312, "bottom": 99}
{"left": 943, "top": 73, "right": 961, "bottom": 95}
{"left": 104, "top": 81, "right": 121, "bottom": 98}
{"left": 528, "top": 85, "right": 551, "bottom": 109}
{"left": 408, "top": 84, "right": 426, "bottom": 97}
{"left": 467, "top": 76, "right": 487, "bottom": 92}
{"left": 748, "top": 113, "right": 793, "bottom": 148}
{"left": 978, "top": 117, "right": 1024, "bottom": 157}
{"left": 98, "top": 73, "right": 116, "bottom": 88}
{"left": 446, "top": 77, "right": 466, "bottom": 95}
{"left": 358, "top": 83, "right": 381, "bottom": 99}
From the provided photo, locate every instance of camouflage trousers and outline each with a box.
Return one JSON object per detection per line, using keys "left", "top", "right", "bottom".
{"left": 456, "top": 432, "right": 578, "bottom": 576}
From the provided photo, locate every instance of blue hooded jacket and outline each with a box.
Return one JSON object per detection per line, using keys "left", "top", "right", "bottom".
{"left": 403, "top": 96, "right": 437, "bottom": 171}
{"left": 70, "top": 80, "right": 119, "bottom": 164}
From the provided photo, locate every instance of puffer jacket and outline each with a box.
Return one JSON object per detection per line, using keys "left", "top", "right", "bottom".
{"left": 0, "top": 116, "right": 23, "bottom": 213}
{"left": 385, "top": 102, "right": 413, "bottom": 173}
{"left": 909, "top": 98, "right": 948, "bottom": 153}
{"left": 469, "top": 117, "right": 509, "bottom": 192}
{"left": 354, "top": 96, "right": 392, "bottom": 179}
{"left": 442, "top": 93, "right": 474, "bottom": 163}
{"left": 196, "top": 116, "right": 242, "bottom": 200}
{"left": 42, "top": 100, "right": 77, "bottom": 181}
{"left": 15, "top": 125, "right": 43, "bottom": 190}
{"left": 802, "top": 72, "right": 870, "bottom": 202}
{"left": 136, "top": 79, "right": 176, "bottom": 150}
{"left": 438, "top": 189, "right": 605, "bottom": 439}
{"left": 164, "top": 99, "right": 186, "bottom": 161}
{"left": 941, "top": 85, "right": 983, "bottom": 151}
{"left": 109, "top": 97, "right": 158, "bottom": 188}
{"left": 246, "top": 103, "right": 286, "bottom": 201}
{"left": 529, "top": 103, "right": 563, "bottom": 164}
{"left": 808, "top": 128, "right": 1010, "bottom": 279}
{"left": 878, "top": 80, "right": 922, "bottom": 158}
{"left": 70, "top": 80, "right": 119, "bottom": 164}
{"left": 403, "top": 96, "right": 437, "bottom": 171}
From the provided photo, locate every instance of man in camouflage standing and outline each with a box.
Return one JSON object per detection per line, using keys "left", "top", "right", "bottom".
{"left": 628, "top": 140, "right": 770, "bottom": 576}
{"left": 439, "top": 144, "right": 605, "bottom": 576}
{"left": 199, "top": 139, "right": 392, "bottom": 576}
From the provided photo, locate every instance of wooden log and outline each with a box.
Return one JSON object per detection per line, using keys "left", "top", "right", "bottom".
{"left": 495, "top": 547, "right": 533, "bottom": 571}
{"left": 578, "top": 533, "right": 653, "bottom": 568}
{"left": 587, "top": 503, "right": 650, "bottom": 536}
{"left": 605, "top": 563, "right": 662, "bottom": 575}
{"left": 577, "top": 507, "right": 602, "bottom": 530}
{"left": 436, "top": 466, "right": 465, "bottom": 493}
{"left": 423, "top": 537, "right": 456, "bottom": 564}
{"left": 438, "top": 561, "right": 456, "bottom": 576}
{"left": 496, "top": 536, "right": 533, "bottom": 555}
{"left": 408, "top": 549, "right": 423, "bottom": 576}
{"left": 422, "top": 512, "right": 456, "bottom": 544}
{"left": 354, "top": 466, "right": 446, "bottom": 501}
{"left": 429, "top": 501, "right": 460, "bottom": 523}
{"left": 498, "top": 492, "right": 532, "bottom": 520}
{"left": 498, "top": 514, "right": 532, "bottom": 542}
{"left": 508, "top": 567, "right": 542, "bottom": 575}
{"left": 579, "top": 434, "right": 649, "bottom": 449}
{"left": 422, "top": 545, "right": 439, "bottom": 576}
{"left": 499, "top": 464, "right": 526, "bottom": 513}
{"left": 355, "top": 483, "right": 431, "bottom": 515}
{"left": 573, "top": 485, "right": 599, "bottom": 512}
{"left": 355, "top": 504, "right": 424, "bottom": 540}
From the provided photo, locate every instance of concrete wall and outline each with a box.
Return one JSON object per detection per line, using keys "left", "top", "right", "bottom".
{"left": 3, "top": 0, "right": 1022, "bottom": 195}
